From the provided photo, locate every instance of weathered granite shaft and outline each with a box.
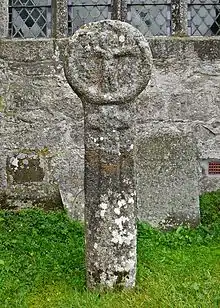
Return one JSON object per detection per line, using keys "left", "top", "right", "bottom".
{"left": 64, "top": 20, "right": 152, "bottom": 289}
{"left": 84, "top": 102, "right": 137, "bottom": 288}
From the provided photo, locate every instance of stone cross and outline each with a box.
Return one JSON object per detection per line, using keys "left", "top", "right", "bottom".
{"left": 65, "top": 20, "right": 152, "bottom": 289}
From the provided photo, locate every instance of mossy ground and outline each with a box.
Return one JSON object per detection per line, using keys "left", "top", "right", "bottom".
{"left": 0, "top": 191, "right": 219, "bottom": 308}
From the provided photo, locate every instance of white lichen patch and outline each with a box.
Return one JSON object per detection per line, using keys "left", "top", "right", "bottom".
{"left": 85, "top": 44, "right": 91, "bottom": 51}
{"left": 119, "top": 35, "right": 125, "bottom": 43}
{"left": 10, "top": 157, "right": 19, "bottom": 171}
{"left": 114, "top": 207, "right": 120, "bottom": 215}
{"left": 115, "top": 216, "right": 129, "bottom": 230}
{"left": 99, "top": 196, "right": 110, "bottom": 215}
{"left": 103, "top": 93, "right": 113, "bottom": 101}
{"left": 100, "top": 209, "right": 106, "bottom": 218}
{"left": 114, "top": 265, "right": 125, "bottom": 272}
{"left": 111, "top": 230, "right": 124, "bottom": 244}
{"left": 124, "top": 232, "right": 135, "bottom": 245}
{"left": 100, "top": 271, "right": 118, "bottom": 288}
{"left": 111, "top": 229, "right": 134, "bottom": 245}
{"left": 117, "top": 199, "right": 126, "bottom": 208}
{"left": 129, "top": 250, "right": 136, "bottom": 258}
{"left": 114, "top": 258, "right": 136, "bottom": 275}
{"left": 99, "top": 202, "right": 108, "bottom": 210}
{"left": 128, "top": 197, "right": 134, "bottom": 204}
{"left": 122, "top": 178, "right": 132, "bottom": 185}
{"left": 99, "top": 202, "right": 108, "bottom": 218}
{"left": 100, "top": 271, "right": 107, "bottom": 283}
{"left": 100, "top": 194, "right": 109, "bottom": 203}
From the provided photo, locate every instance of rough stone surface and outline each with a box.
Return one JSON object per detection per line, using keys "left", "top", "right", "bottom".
{"left": 112, "top": 0, "right": 127, "bottom": 21}
{"left": 171, "top": 0, "right": 188, "bottom": 35}
{"left": 0, "top": 0, "right": 8, "bottom": 38}
{"left": 0, "top": 37, "right": 220, "bottom": 226}
{"left": 0, "top": 39, "right": 84, "bottom": 216}
{"left": 52, "top": 0, "right": 68, "bottom": 38}
{"left": 4, "top": 149, "right": 63, "bottom": 210}
{"left": 4, "top": 183, "right": 63, "bottom": 211}
{"left": 64, "top": 21, "right": 152, "bottom": 105}
{"left": 136, "top": 133, "right": 200, "bottom": 229}
{"left": 65, "top": 20, "right": 152, "bottom": 289}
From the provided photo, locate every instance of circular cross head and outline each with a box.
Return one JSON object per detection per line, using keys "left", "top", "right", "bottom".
{"left": 65, "top": 20, "right": 152, "bottom": 105}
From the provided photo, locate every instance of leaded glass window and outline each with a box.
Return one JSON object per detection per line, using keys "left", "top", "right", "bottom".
{"left": 127, "top": 0, "right": 172, "bottom": 36}
{"left": 7, "top": 0, "right": 220, "bottom": 38}
{"left": 68, "top": 0, "right": 112, "bottom": 35}
{"left": 188, "top": 0, "right": 220, "bottom": 35}
{"left": 9, "top": 0, "right": 52, "bottom": 38}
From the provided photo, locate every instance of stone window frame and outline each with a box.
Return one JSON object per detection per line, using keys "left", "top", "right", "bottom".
{"left": 0, "top": 0, "right": 219, "bottom": 38}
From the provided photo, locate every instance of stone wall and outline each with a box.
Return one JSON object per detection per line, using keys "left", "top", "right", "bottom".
{"left": 0, "top": 37, "right": 220, "bottom": 227}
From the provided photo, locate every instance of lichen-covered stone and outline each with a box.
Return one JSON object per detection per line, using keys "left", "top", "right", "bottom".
{"left": 64, "top": 21, "right": 152, "bottom": 105}
{"left": 171, "top": 0, "right": 188, "bottom": 36}
{"left": 0, "top": 36, "right": 219, "bottom": 225}
{"left": 52, "top": 0, "right": 68, "bottom": 38}
{"left": 0, "top": 149, "right": 64, "bottom": 211}
{"left": 4, "top": 182, "right": 63, "bottom": 211}
{"left": 7, "top": 152, "right": 45, "bottom": 184}
{"left": 65, "top": 20, "right": 152, "bottom": 289}
{"left": 112, "top": 0, "right": 127, "bottom": 21}
{"left": 136, "top": 133, "right": 200, "bottom": 229}
{"left": 0, "top": 0, "right": 8, "bottom": 38}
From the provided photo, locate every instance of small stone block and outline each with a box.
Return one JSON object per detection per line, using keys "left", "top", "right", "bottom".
{"left": 137, "top": 134, "right": 200, "bottom": 229}
{"left": 7, "top": 152, "right": 44, "bottom": 184}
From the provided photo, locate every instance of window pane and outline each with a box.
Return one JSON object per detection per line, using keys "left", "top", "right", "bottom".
{"left": 68, "top": 0, "right": 111, "bottom": 35}
{"left": 8, "top": 0, "right": 52, "bottom": 38}
{"left": 127, "top": 0, "right": 171, "bottom": 36}
{"left": 188, "top": 0, "right": 220, "bottom": 35}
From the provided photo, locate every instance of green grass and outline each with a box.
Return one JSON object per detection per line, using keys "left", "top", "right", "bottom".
{"left": 0, "top": 190, "right": 219, "bottom": 308}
